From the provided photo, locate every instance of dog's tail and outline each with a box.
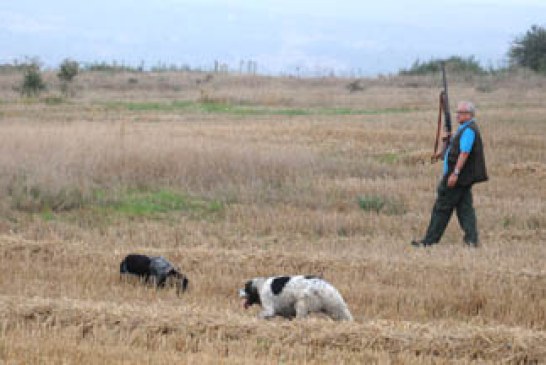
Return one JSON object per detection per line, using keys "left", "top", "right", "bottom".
{"left": 120, "top": 259, "right": 128, "bottom": 274}
{"left": 119, "top": 259, "right": 128, "bottom": 282}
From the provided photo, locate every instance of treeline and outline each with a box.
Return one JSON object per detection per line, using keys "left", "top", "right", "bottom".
{"left": 0, "top": 57, "right": 217, "bottom": 74}
{"left": 400, "top": 24, "right": 546, "bottom": 75}
{"left": 82, "top": 61, "right": 199, "bottom": 73}
{"left": 2, "top": 24, "right": 545, "bottom": 79}
{"left": 2, "top": 24, "right": 545, "bottom": 97}
{"left": 399, "top": 56, "right": 488, "bottom": 75}
{"left": 0, "top": 58, "right": 260, "bottom": 74}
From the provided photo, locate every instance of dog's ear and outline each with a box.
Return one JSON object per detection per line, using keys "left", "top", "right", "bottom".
{"left": 181, "top": 276, "right": 189, "bottom": 291}
{"left": 176, "top": 275, "right": 189, "bottom": 295}
{"left": 244, "top": 280, "right": 255, "bottom": 295}
{"left": 244, "top": 279, "right": 261, "bottom": 305}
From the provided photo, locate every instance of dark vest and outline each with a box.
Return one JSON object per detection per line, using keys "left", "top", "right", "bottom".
{"left": 447, "top": 122, "right": 488, "bottom": 186}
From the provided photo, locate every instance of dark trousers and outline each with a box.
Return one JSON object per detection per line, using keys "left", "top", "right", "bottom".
{"left": 423, "top": 178, "right": 478, "bottom": 244}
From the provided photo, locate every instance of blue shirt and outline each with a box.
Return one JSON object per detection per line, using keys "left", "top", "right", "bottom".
{"left": 443, "top": 119, "right": 476, "bottom": 176}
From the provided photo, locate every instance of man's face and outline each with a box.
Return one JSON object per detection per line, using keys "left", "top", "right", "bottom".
{"left": 456, "top": 104, "right": 473, "bottom": 124}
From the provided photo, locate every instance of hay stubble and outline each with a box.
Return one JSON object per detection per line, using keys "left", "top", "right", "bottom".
{"left": 0, "top": 72, "right": 544, "bottom": 364}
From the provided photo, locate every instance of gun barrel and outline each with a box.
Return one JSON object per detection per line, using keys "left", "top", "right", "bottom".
{"left": 441, "top": 62, "right": 452, "bottom": 133}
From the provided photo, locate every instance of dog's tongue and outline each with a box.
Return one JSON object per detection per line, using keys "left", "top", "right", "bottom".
{"left": 242, "top": 299, "right": 250, "bottom": 309}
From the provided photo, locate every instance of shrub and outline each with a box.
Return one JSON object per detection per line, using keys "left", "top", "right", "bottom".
{"left": 58, "top": 59, "right": 79, "bottom": 82}
{"left": 58, "top": 59, "right": 79, "bottom": 96}
{"left": 358, "top": 195, "right": 406, "bottom": 215}
{"left": 346, "top": 79, "right": 366, "bottom": 93}
{"left": 21, "top": 64, "right": 46, "bottom": 97}
{"left": 358, "top": 195, "right": 385, "bottom": 213}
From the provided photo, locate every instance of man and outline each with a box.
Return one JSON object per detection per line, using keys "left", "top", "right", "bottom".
{"left": 412, "top": 101, "right": 488, "bottom": 247}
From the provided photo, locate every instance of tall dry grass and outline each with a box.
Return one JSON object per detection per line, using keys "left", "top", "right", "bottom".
{"left": 0, "top": 70, "right": 545, "bottom": 364}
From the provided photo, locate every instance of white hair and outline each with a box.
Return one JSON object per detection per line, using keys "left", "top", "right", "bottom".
{"left": 458, "top": 101, "right": 476, "bottom": 116}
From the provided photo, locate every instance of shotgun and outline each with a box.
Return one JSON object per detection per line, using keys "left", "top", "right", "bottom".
{"left": 432, "top": 62, "right": 452, "bottom": 162}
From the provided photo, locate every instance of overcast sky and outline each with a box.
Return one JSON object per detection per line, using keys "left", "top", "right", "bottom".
{"left": 1, "top": 0, "right": 545, "bottom": 76}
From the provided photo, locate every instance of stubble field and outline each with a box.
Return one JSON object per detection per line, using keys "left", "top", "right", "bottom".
{"left": 0, "top": 70, "right": 544, "bottom": 364}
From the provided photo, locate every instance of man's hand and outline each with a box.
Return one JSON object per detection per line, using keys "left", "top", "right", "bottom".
{"left": 432, "top": 132, "right": 451, "bottom": 163}
{"left": 431, "top": 151, "right": 443, "bottom": 163}
{"left": 447, "top": 173, "right": 458, "bottom": 188}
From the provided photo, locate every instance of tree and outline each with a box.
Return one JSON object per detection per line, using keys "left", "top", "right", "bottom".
{"left": 21, "top": 63, "right": 46, "bottom": 97}
{"left": 509, "top": 25, "right": 546, "bottom": 73}
{"left": 58, "top": 59, "right": 79, "bottom": 82}
{"left": 57, "top": 59, "right": 79, "bottom": 96}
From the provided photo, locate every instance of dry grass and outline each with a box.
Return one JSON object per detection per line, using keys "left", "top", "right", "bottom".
{"left": 0, "top": 70, "right": 545, "bottom": 364}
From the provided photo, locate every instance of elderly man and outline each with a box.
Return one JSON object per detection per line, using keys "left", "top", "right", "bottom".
{"left": 412, "top": 101, "right": 488, "bottom": 247}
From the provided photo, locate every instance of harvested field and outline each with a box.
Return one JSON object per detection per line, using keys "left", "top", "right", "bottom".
{"left": 0, "top": 71, "right": 545, "bottom": 364}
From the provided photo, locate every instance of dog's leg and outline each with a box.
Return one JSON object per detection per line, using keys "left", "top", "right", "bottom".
{"left": 156, "top": 275, "right": 167, "bottom": 288}
{"left": 258, "top": 299, "right": 276, "bottom": 319}
{"left": 258, "top": 309, "right": 275, "bottom": 319}
{"left": 295, "top": 299, "right": 309, "bottom": 319}
{"left": 143, "top": 274, "right": 151, "bottom": 284}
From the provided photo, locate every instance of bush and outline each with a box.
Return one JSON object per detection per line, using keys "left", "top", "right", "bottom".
{"left": 399, "top": 56, "right": 487, "bottom": 75}
{"left": 358, "top": 195, "right": 385, "bottom": 213}
{"left": 58, "top": 59, "right": 79, "bottom": 82}
{"left": 346, "top": 79, "right": 366, "bottom": 93}
{"left": 21, "top": 64, "right": 46, "bottom": 97}
{"left": 58, "top": 59, "right": 79, "bottom": 96}
{"left": 358, "top": 195, "right": 406, "bottom": 215}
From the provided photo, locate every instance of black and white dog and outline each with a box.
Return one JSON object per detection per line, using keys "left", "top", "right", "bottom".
{"left": 119, "top": 254, "right": 189, "bottom": 295}
{"left": 239, "top": 275, "right": 353, "bottom": 321}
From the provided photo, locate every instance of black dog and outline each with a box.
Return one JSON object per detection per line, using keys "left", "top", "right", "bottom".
{"left": 120, "top": 254, "right": 189, "bottom": 294}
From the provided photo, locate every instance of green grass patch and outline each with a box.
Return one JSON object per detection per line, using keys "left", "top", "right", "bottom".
{"left": 43, "top": 96, "right": 65, "bottom": 105}
{"left": 375, "top": 152, "right": 401, "bottom": 164}
{"left": 8, "top": 181, "right": 223, "bottom": 223}
{"left": 40, "top": 210, "right": 56, "bottom": 221}
{"left": 103, "top": 100, "right": 416, "bottom": 116}
{"left": 358, "top": 194, "right": 406, "bottom": 215}
{"left": 100, "top": 189, "right": 224, "bottom": 219}
{"left": 105, "top": 100, "right": 193, "bottom": 111}
{"left": 321, "top": 107, "right": 413, "bottom": 115}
